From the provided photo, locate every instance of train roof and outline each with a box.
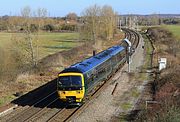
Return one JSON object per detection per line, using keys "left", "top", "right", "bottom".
{"left": 61, "top": 45, "right": 125, "bottom": 74}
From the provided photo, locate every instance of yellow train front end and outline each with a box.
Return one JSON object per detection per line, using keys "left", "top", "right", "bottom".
{"left": 57, "top": 73, "right": 85, "bottom": 105}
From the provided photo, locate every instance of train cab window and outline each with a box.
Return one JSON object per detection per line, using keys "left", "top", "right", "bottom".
{"left": 58, "top": 76, "right": 82, "bottom": 90}
{"left": 71, "top": 76, "right": 82, "bottom": 86}
{"left": 58, "top": 76, "right": 71, "bottom": 86}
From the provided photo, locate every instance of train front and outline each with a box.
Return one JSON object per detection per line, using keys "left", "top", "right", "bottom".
{"left": 57, "top": 72, "right": 85, "bottom": 105}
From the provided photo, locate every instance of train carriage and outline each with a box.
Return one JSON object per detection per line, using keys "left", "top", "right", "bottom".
{"left": 57, "top": 45, "right": 126, "bottom": 105}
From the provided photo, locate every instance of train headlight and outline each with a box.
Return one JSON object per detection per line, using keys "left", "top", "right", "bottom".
{"left": 60, "top": 91, "right": 65, "bottom": 94}
{"left": 76, "top": 91, "right": 81, "bottom": 94}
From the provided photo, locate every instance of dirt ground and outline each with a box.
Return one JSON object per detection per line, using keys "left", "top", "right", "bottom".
{"left": 71, "top": 34, "right": 146, "bottom": 122}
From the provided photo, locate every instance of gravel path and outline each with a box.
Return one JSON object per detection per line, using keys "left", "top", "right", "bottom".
{"left": 72, "top": 34, "right": 145, "bottom": 122}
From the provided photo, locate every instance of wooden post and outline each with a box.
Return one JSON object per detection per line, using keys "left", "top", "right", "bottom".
{"left": 93, "top": 50, "right": 96, "bottom": 56}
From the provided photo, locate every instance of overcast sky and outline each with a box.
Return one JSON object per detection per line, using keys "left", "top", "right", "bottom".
{"left": 0, "top": 0, "right": 179, "bottom": 16}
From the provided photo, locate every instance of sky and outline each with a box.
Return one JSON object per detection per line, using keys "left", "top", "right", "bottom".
{"left": 0, "top": 0, "right": 179, "bottom": 16}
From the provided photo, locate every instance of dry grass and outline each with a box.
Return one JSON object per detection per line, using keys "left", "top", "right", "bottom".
{"left": 0, "top": 31, "right": 123, "bottom": 107}
{"left": 135, "top": 27, "right": 180, "bottom": 121}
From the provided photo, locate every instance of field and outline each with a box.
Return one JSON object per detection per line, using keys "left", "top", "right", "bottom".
{"left": 0, "top": 32, "right": 80, "bottom": 59}
{"left": 163, "top": 25, "right": 180, "bottom": 39}
{"left": 0, "top": 32, "right": 13, "bottom": 47}
{"left": 0, "top": 32, "right": 80, "bottom": 106}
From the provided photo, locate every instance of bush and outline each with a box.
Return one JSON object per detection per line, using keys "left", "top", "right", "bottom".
{"left": 61, "top": 24, "right": 76, "bottom": 31}
{"left": 147, "top": 27, "right": 180, "bottom": 57}
{"left": 30, "top": 24, "right": 38, "bottom": 32}
{"left": 0, "top": 24, "right": 7, "bottom": 31}
{"left": 43, "top": 24, "right": 55, "bottom": 32}
{"left": 0, "top": 47, "right": 19, "bottom": 81}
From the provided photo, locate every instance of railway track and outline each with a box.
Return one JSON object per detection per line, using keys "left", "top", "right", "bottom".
{"left": 4, "top": 91, "right": 58, "bottom": 122}
{"left": 47, "top": 76, "right": 110, "bottom": 122}
{"left": 45, "top": 29, "right": 141, "bottom": 122}
{"left": 122, "top": 28, "right": 140, "bottom": 48}
{"left": 0, "top": 29, "right": 140, "bottom": 122}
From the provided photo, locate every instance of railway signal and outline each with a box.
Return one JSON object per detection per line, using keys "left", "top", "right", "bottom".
{"left": 123, "top": 38, "right": 132, "bottom": 73}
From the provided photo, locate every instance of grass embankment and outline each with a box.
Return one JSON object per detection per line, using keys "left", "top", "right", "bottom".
{"left": 136, "top": 27, "right": 180, "bottom": 121}
{"left": 0, "top": 31, "right": 124, "bottom": 107}
{"left": 142, "top": 34, "right": 153, "bottom": 69}
{"left": 0, "top": 32, "right": 79, "bottom": 106}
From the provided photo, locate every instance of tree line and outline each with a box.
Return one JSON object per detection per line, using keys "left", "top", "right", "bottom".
{"left": 0, "top": 8, "right": 78, "bottom": 32}
{"left": 0, "top": 5, "right": 118, "bottom": 82}
{"left": 79, "top": 5, "right": 117, "bottom": 42}
{"left": 1, "top": 5, "right": 179, "bottom": 83}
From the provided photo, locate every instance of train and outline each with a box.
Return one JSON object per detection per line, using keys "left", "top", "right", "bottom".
{"left": 57, "top": 44, "right": 128, "bottom": 105}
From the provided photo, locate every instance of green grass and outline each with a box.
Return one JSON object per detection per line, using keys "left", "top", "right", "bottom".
{"left": 143, "top": 34, "right": 153, "bottom": 68}
{"left": 162, "top": 25, "right": 180, "bottom": 40}
{"left": 0, "top": 32, "right": 80, "bottom": 59}
{"left": 0, "top": 95, "right": 16, "bottom": 106}
{"left": 121, "top": 102, "right": 132, "bottom": 111}
{"left": 131, "top": 88, "right": 140, "bottom": 98}
{"left": 37, "top": 32, "right": 80, "bottom": 58}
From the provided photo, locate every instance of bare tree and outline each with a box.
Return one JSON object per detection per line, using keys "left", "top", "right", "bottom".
{"left": 101, "top": 5, "right": 117, "bottom": 40}
{"left": 81, "top": 4, "right": 101, "bottom": 42}
{"left": 80, "top": 5, "right": 117, "bottom": 42}
{"left": 21, "top": 6, "right": 37, "bottom": 67}
{"left": 66, "top": 12, "right": 78, "bottom": 20}
{"left": 34, "top": 8, "right": 47, "bottom": 65}
{"left": 149, "top": 13, "right": 159, "bottom": 26}
{"left": 35, "top": 8, "right": 47, "bottom": 30}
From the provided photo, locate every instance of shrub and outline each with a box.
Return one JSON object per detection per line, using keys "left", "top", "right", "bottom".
{"left": 43, "top": 24, "right": 55, "bottom": 32}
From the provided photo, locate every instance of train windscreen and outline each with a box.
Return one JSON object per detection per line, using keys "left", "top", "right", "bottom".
{"left": 57, "top": 76, "right": 82, "bottom": 90}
